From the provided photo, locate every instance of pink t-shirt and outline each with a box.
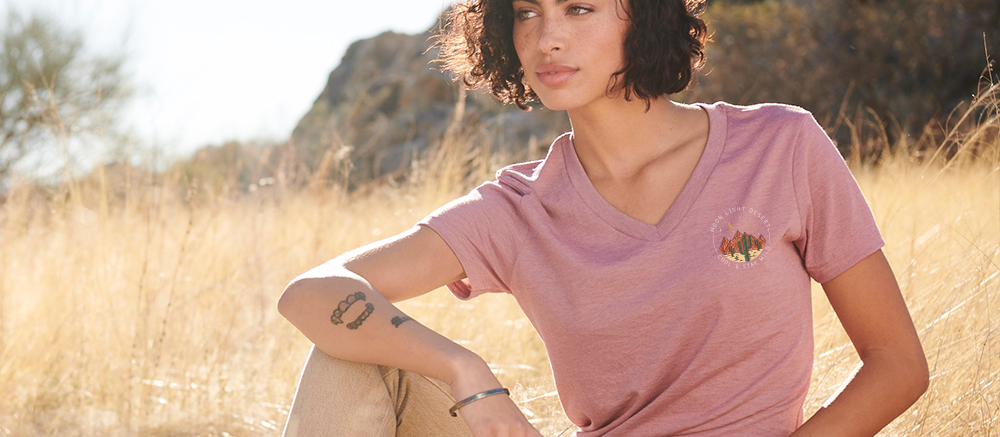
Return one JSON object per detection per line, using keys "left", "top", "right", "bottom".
{"left": 419, "top": 102, "right": 884, "bottom": 437}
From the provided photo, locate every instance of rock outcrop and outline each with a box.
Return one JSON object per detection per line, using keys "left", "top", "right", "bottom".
{"left": 289, "top": 28, "right": 570, "bottom": 184}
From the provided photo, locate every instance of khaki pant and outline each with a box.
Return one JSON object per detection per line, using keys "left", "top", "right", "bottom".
{"left": 282, "top": 346, "right": 474, "bottom": 437}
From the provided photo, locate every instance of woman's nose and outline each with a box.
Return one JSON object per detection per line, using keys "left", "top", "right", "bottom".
{"left": 537, "top": 15, "right": 566, "bottom": 53}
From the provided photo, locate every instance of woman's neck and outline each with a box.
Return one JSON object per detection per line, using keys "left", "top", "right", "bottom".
{"left": 567, "top": 97, "right": 706, "bottom": 181}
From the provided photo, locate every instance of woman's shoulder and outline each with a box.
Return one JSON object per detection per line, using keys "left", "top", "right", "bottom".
{"left": 489, "top": 132, "right": 573, "bottom": 197}
{"left": 701, "top": 101, "right": 824, "bottom": 145}
{"left": 705, "top": 100, "right": 817, "bottom": 126}
{"left": 493, "top": 159, "right": 544, "bottom": 195}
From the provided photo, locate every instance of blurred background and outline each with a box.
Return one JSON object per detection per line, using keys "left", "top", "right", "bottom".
{"left": 0, "top": 0, "right": 998, "bottom": 435}
{"left": 0, "top": 0, "right": 455, "bottom": 184}
{"left": 0, "top": 0, "right": 996, "bottom": 188}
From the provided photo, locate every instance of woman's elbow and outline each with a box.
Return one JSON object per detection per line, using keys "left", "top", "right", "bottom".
{"left": 911, "top": 353, "right": 930, "bottom": 398}
{"left": 892, "top": 346, "right": 930, "bottom": 404}
{"left": 862, "top": 343, "right": 929, "bottom": 404}
{"left": 903, "top": 338, "right": 930, "bottom": 398}
{"left": 277, "top": 277, "right": 314, "bottom": 322}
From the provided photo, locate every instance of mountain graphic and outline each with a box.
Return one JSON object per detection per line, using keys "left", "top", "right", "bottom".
{"left": 718, "top": 230, "right": 767, "bottom": 262}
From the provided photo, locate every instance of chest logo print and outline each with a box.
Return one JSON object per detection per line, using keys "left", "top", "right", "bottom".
{"left": 709, "top": 207, "right": 772, "bottom": 269}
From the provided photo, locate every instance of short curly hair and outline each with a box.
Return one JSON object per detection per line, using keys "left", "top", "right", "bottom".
{"left": 437, "top": 0, "right": 708, "bottom": 110}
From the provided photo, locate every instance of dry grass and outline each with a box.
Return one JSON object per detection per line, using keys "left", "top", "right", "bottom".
{"left": 1, "top": 86, "right": 998, "bottom": 436}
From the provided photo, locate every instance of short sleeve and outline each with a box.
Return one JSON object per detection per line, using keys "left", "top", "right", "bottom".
{"left": 418, "top": 180, "right": 528, "bottom": 299}
{"left": 792, "top": 114, "right": 885, "bottom": 283}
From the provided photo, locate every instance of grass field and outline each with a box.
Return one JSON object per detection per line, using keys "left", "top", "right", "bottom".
{"left": 0, "top": 87, "right": 998, "bottom": 436}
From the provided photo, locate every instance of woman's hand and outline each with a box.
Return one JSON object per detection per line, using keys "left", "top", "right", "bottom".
{"left": 457, "top": 396, "right": 544, "bottom": 437}
{"left": 447, "top": 354, "right": 544, "bottom": 437}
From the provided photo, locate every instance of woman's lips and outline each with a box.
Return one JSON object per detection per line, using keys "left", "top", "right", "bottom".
{"left": 536, "top": 65, "right": 577, "bottom": 88}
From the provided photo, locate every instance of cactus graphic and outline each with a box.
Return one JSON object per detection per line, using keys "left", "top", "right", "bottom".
{"left": 740, "top": 233, "right": 753, "bottom": 262}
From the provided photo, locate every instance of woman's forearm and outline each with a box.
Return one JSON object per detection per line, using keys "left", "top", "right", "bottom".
{"left": 276, "top": 263, "right": 491, "bottom": 389}
{"left": 790, "top": 348, "right": 929, "bottom": 437}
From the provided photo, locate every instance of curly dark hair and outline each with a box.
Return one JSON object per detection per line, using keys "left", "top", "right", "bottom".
{"left": 436, "top": 0, "right": 708, "bottom": 111}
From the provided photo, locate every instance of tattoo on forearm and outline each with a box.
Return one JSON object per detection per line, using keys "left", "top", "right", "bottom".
{"left": 331, "top": 292, "right": 365, "bottom": 325}
{"left": 331, "top": 292, "right": 374, "bottom": 329}
{"left": 391, "top": 316, "right": 412, "bottom": 328}
{"left": 347, "top": 303, "right": 374, "bottom": 330}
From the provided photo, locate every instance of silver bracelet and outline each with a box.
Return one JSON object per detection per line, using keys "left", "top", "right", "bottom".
{"left": 449, "top": 388, "right": 511, "bottom": 417}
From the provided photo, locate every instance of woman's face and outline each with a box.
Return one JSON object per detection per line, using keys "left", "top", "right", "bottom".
{"left": 511, "top": 0, "right": 631, "bottom": 112}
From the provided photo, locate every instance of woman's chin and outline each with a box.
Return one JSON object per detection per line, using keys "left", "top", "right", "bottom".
{"left": 533, "top": 96, "right": 573, "bottom": 112}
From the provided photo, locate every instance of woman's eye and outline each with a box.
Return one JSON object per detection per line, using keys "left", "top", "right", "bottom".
{"left": 515, "top": 9, "right": 539, "bottom": 20}
{"left": 567, "top": 6, "right": 592, "bottom": 15}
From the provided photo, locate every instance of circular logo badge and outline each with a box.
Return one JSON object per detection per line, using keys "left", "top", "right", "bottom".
{"left": 708, "top": 207, "right": 772, "bottom": 269}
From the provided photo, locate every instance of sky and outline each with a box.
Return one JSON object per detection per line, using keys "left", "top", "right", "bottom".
{"left": 1, "top": 0, "right": 453, "bottom": 159}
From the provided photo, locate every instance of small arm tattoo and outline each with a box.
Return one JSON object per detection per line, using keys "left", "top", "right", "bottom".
{"left": 346, "top": 303, "right": 374, "bottom": 330}
{"left": 331, "top": 291, "right": 366, "bottom": 325}
{"left": 391, "top": 316, "right": 412, "bottom": 328}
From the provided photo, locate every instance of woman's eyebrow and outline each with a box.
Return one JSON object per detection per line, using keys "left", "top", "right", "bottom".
{"left": 516, "top": 0, "right": 572, "bottom": 5}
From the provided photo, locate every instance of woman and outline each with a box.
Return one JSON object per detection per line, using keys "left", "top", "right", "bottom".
{"left": 277, "top": 0, "right": 929, "bottom": 436}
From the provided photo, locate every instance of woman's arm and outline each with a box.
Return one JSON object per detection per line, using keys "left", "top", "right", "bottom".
{"left": 277, "top": 225, "right": 541, "bottom": 436}
{"left": 790, "top": 249, "right": 928, "bottom": 437}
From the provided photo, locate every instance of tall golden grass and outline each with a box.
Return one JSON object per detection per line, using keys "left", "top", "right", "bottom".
{"left": 0, "top": 84, "right": 998, "bottom": 436}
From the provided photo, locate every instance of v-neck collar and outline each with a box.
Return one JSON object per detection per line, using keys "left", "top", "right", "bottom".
{"left": 562, "top": 102, "right": 727, "bottom": 241}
